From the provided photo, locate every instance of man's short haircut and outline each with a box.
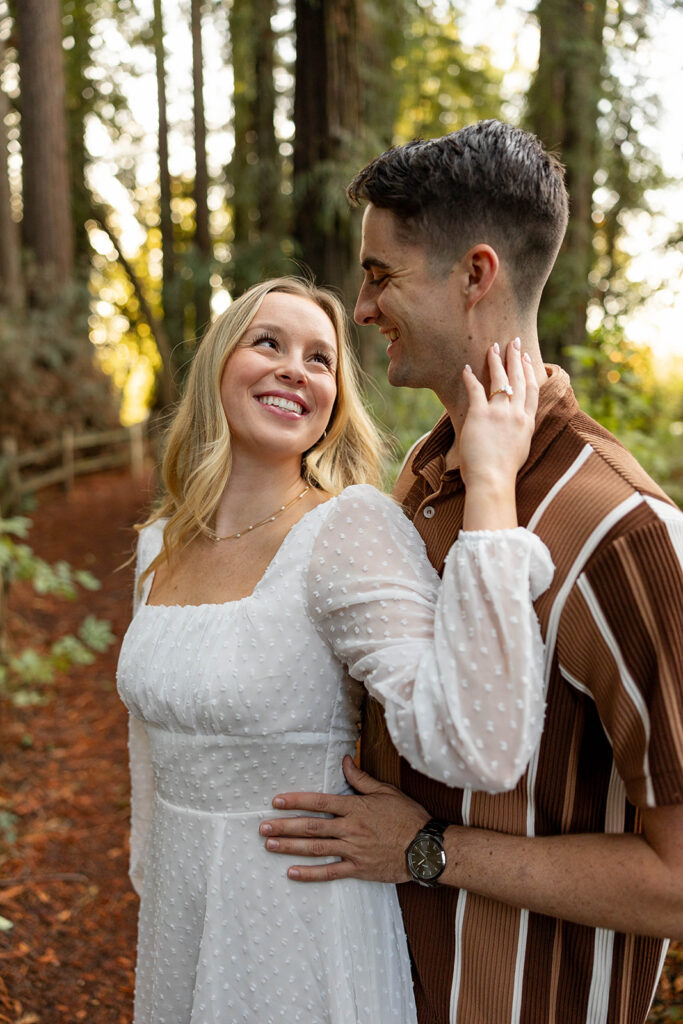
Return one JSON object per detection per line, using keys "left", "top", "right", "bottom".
{"left": 347, "top": 120, "right": 569, "bottom": 309}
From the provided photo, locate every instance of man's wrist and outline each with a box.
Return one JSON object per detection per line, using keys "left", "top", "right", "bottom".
{"left": 405, "top": 818, "right": 450, "bottom": 886}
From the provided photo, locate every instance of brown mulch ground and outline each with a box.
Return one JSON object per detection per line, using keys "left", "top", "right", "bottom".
{"left": 0, "top": 469, "right": 681, "bottom": 1023}
{"left": 0, "top": 469, "right": 153, "bottom": 1023}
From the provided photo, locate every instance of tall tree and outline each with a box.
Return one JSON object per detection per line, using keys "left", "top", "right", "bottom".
{"left": 152, "top": 0, "right": 182, "bottom": 368}
{"left": 390, "top": 0, "right": 502, "bottom": 143}
{"left": 62, "top": 0, "right": 93, "bottom": 263}
{"left": 15, "top": 0, "right": 74, "bottom": 299}
{"left": 526, "top": 0, "right": 608, "bottom": 366}
{"left": 293, "top": 0, "right": 362, "bottom": 298}
{"left": 528, "top": 0, "right": 610, "bottom": 368}
{"left": 191, "top": 0, "right": 212, "bottom": 334}
{"left": 0, "top": 39, "right": 22, "bottom": 309}
{"left": 525, "top": 0, "right": 675, "bottom": 367}
{"left": 228, "top": 0, "right": 284, "bottom": 294}
{"left": 62, "top": 0, "right": 129, "bottom": 266}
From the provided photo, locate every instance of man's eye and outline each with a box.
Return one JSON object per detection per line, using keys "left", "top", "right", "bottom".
{"left": 371, "top": 275, "right": 389, "bottom": 287}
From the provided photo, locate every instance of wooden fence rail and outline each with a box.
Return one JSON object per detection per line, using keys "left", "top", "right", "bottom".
{"left": 0, "top": 422, "right": 147, "bottom": 512}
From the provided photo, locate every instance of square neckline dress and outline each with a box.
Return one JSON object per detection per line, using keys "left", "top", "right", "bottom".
{"left": 117, "top": 485, "right": 552, "bottom": 1023}
{"left": 117, "top": 494, "right": 419, "bottom": 1024}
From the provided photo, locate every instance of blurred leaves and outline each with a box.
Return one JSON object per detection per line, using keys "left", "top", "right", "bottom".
{"left": 0, "top": 517, "right": 114, "bottom": 699}
{"left": 568, "top": 326, "right": 683, "bottom": 505}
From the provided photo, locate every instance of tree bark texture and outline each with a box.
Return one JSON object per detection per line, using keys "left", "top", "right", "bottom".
{"left": 64, "top": 0, "right": 94, "bottom": 263}
{"left": 153, "top": 0, "right": 182, "bottom": 361}
{"left": 228, "top": 0, "right": 282, "bottom": 294}
{"left": 0, "top": 43, "right": 23, "bottom": 310}
{"left": 191, "top": 0, "right": 212, "bottom": 333}
{"left": 293, "top": 0, "right": 361, "bottom": 300}
{"left": 15, "top": 0, "right": 74, "bottom": 299}
{"left": 526, "top": 0, "right": 608, "bottom": 367}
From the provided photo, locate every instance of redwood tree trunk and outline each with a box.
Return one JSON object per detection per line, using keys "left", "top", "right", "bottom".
{"left": 191, "top": 0, "right": 212, "bottom": 334}
{"left": 293, "top": 0, "right": 361, "bottom": 298}
{"left": 0, "top": 45, "right": 23, "bottom": 310}
{"left": 228, "top": 0, "right": 282, "bottom": 294}
{"left": 153, "top": 0, "right": 182, "bottom": 364}
{"left": 526, "top": 0, "right": 607, "bottom": 367}
{"left": 15, "top": 0, "right": 74, "bottom": 300}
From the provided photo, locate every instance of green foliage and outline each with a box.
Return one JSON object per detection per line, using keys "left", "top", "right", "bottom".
{"left": 392, "top": 0, "right": 503, "bottom": 143}
{"left": 568, "top": 327, "right": 683, "bottom": 506}
{"left": 0, "top": 283, "right": 118, "bottom": 448}
{"left": 62, "top": 0, "right": 131, "bottom": 261}
{"left": 0, "top": 809, "right": 18, "bottom": 845}
{"left": 365, "top": 369, "right": 445, "bottom": 486}
{"left": 527, "top": 0, "right": 681, "bottom": 364}
{"left": 0, "top": 517, "right": 115, "bottom": 700}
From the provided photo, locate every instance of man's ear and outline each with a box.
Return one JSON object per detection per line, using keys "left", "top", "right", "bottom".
{"left": 462, "top": 244, "right": 499, "bottom": 310}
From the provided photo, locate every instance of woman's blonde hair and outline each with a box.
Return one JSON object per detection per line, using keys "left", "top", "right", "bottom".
{"left": 138, "top": 277, "right": 385, "bottom": 589}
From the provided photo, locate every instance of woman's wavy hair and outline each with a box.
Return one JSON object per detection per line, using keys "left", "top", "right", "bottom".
{"left": 137, "top": 277, "right": 385, "bottom": 590}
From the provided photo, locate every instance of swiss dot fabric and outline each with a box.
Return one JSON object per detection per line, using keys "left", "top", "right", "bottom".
{"left": 308, "top": 487, "right": 552, "bottom": 789}
{"left": 116, "top": 484, "right": 553, "bottom": 1024}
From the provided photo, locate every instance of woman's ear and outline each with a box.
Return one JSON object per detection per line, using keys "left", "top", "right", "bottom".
{"left": 463, "top": 244, "right": 499, "bottom": 310}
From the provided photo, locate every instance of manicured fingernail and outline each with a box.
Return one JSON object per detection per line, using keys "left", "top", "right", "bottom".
{"left": 513, "top": 337, "right": 521, "bottom": 349}
{"left": 493, "top": 342, "right": 500, "bottom": 355}
{"left": 464, "top": 363, "right": 472, "bottom": 373}
{"left": 260, "top": 823, "right": 272, "bottom": 835}
{"left": 273, "top": 797, "right": 285, "bottom": 808}
{"left": 266, "top": 839, "right": 279, "bottom": 850}
{"left": 288, "top": 868, "right": 301, "bottom": 880}
{"left": 523, "top": 352, "right": 531, "bottom": 363}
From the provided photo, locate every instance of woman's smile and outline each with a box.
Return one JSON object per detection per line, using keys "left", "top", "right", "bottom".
{"left": 255, "top": 391, "right": 309, "bottom": 417}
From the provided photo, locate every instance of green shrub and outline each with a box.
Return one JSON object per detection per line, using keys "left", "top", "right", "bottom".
{"left": 0, "top": 516, "right": 115, "bottom": 701}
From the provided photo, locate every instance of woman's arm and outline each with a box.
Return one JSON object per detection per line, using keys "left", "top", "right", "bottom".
{"left": 306, "top": 339, "right": 551, "bottom": 792}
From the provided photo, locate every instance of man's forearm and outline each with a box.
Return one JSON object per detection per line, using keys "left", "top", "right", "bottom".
{"left": 261, "top": 761, "right": 683, "bottom": 939}
{"left": 439, "top": 806, "right": 683, "bottom": 939}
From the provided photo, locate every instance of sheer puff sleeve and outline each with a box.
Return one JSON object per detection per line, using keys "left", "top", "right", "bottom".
{"left": 307, "top": 486, "right": 553, "bottom": 792}
{"left": 126, "top": 526, "right": 159, "bottom": 895}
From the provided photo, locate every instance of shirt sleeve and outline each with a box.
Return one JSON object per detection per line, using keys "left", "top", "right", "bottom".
{"left": 127, "top": 527, "right": 157, "bottom": 894}
{"left": 307, "top": 486, "right": 553, "bottom": 792}
{"left": 558, "top": 511, "right": 683, "bottom": 808}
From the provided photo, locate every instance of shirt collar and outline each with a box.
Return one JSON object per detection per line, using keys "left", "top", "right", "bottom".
{"left": 409, "top": 364, "right": 578, "bottom": 484}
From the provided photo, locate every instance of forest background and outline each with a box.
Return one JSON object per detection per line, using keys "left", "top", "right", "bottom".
{"left": 0, "top": 0, "right": 682, "bottom": 1017}
{"left": 0, "top": 0, "right": 681, "bottom": 495}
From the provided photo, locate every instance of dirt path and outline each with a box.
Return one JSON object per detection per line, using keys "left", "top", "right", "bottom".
{"left": 0, "top": 469, "right": 155, "bottom": 1023}
{"left": 0, "top": 469, "right": 680, "bottom": 1023}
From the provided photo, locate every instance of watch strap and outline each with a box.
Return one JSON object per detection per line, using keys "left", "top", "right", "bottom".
{"left": 418, "top": 817, "right": 449, "bottom": 841}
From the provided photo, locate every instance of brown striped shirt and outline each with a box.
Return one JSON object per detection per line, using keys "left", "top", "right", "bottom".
{"left": 361, "top": 365, "right": 683, "bottom": 1024}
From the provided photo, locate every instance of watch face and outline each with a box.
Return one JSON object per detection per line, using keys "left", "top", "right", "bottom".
{"left": 407, "top": 835, "right": 446, "bottom": 881}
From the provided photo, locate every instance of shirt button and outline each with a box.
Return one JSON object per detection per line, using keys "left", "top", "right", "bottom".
{"left": 423, "top": 506, "right": 435, "bottom": 519}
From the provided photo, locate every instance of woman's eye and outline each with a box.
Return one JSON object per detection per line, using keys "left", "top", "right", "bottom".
{"left": 312, "top": 351, "right": 334, "bottom": 368}
{"left": 253, "top": 335, "right": 277, "bottom": 349}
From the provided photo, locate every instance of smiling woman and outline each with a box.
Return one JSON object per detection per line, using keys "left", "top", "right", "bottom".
{"left": 219, "top": 292, "right": 339, "bottom": 472}
{"left": 136, "top": 276, "right": 385, "bottom": 601}
{"left": 116, "top": 275, "right": 554, "bottom": 1024}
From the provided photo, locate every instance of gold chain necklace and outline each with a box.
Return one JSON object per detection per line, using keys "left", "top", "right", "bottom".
{"left": 207, "top": 485, "right": 311, "bottom": 542}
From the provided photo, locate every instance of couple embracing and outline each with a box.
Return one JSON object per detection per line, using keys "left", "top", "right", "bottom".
{"left": 117, "top": 120, "right": 683, "bottom": 1024}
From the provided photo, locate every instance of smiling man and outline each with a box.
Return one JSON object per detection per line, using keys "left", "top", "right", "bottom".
{"left": 261, "top": 121, "right": 683, "bottom": 1024}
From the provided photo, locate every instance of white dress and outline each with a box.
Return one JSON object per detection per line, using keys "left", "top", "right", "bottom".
{"left": 116, "top": 484, "right": 553, "bottom": 1024}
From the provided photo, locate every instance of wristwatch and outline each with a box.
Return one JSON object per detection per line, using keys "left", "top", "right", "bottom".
{"left": 405, "top": 817, "right": 449, "bottom": 887}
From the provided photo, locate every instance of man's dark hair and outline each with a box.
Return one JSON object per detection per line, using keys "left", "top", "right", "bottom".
{"left": 347, "top": 120, "right": 569, "bottom": 309}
